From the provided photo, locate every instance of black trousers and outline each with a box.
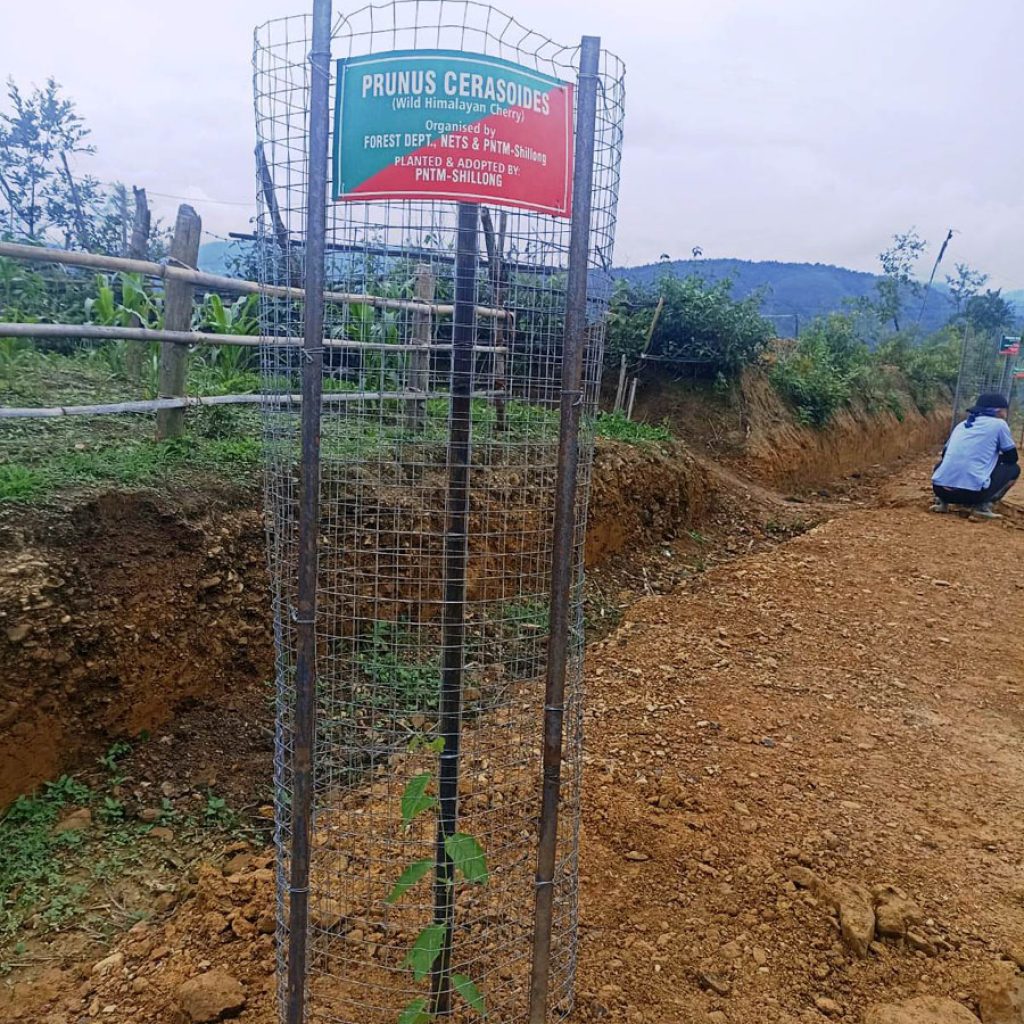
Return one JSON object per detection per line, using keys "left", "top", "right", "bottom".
{"left": 933, "top": 461, "right": 1021, "bottom": 506}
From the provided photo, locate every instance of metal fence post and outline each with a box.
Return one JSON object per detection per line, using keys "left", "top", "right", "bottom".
{"left": 529, "top": 33, "right": 601, "bottom": 1024}
{"left": 155, "top": 204, "right": 201, "bottom": 440}
{"left": 285, "top": 0, "right": 332, "bottom": 1021}
{"left": 430, "top": 201, "right": 479, "bottom": 1015}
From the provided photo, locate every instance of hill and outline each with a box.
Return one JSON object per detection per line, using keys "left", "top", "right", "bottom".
{"left": 197, "top": 242, "right": 1019, "bottom": 335}
{"left": 613, "top": 258, "right": 955, "bottom": 334}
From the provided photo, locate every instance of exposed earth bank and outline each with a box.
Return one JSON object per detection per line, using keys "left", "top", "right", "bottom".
{"left": 5, "top": 455, "right": 1024, "bottom": 1024}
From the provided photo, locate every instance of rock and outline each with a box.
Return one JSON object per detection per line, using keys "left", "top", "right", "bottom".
{"left": 906, "top": 931, "right": 939, "bottom": 957}
{"left": 204, "top": 912, "right": 229, "bottom": 936}
{"left": 192, "top": 768, "right": 219, "bottom": 789}
{"left": 815, "top": 997, "right": 842, "bottom": 1017}
{"left": 150, "top": 826, "right": 175, "bottom": 842}
{"left": 830, "top": 882, "right": 875, "bottom": 959}
{"left": 310, "top": 898, "right": 347, "bottom": 932}
{"left": 624, "top": 851, "right": 650, "bottom": 862}
{"left": 92, "top": 952, "right": 124, "bottom": 977}
{"left": 256, "top": 911, "right": 275, "bottom": 935}
{"left": 53, "top": 808, "right": 92, "bottom": 833}
{"left": 977, "top": 967, "right": 1024, "bottom": 1024}
{"left": 709, "top": 1013, "right": 728, "bottom": 1024}
{"left": 786, "top": 866, "right": 823, "bottom": 893}
{"left": 176, "top": 971, "right": 246, "bottom": 1022}
{"left": 875, "top": 893, "right": 923, "bottom": 939}
{"left": 698, "top": 973, "right": 732, "bottom": 997}
{"left": 864, "top": 996, "right": 981, "bottom": 1024}
{"left": 720, "top": 941, "right": 742, "bottom": 961}
{"left": 138, "top": 808, "right": 162, "bottom": 824}
{"left": 222, "top": 853, "right": 250, "bottom": 875}
{"left": 752, "top": 947, "right": 768, "bottom": 966}
{"left": 6, "top": 624, "right": 30, "bottom": 643}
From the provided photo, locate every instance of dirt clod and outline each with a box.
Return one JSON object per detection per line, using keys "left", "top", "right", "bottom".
{"left": 176, "top": 970, "right": 246, "bottom": 1023}
{"left": 977, "top": 967, "right": 1024, "bottom": 1024}
{"left": 864, "top": 996, "right": 981, "bottom": 1024}
{"left": 52, "top": 807, "right": 92, "bottom": 833}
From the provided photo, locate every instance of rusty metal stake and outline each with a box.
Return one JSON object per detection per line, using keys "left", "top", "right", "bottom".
{"left": 430, "top": 201, "right": 480, "bottom": 1015}
{"left": 529, "top": 34, "right": 602, "bottom": 1024}
{"left": 285, "top": 1, "right": 332, "bottom": 1022}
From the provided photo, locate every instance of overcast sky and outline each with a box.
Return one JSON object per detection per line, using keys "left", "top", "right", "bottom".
{"left": 1, "top": 0, "right": 1020, "bottom": 287}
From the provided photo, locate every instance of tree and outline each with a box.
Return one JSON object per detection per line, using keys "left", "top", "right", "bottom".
{"left": 0, "top": 77, "right": 164, "bottom": 257}
{"left": 0, "top": 77, "right": 95, "bottom": 245}
{"left": 945, "top": 262, "right": 988, "bottom": 318}
{"left": 964, "top": 289, "right": 1016, "bottom": 334}
{"left": 875, "top": 228, "right": 926, "bottom": 332}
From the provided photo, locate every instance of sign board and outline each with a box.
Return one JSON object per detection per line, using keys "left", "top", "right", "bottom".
{"left": 1000, "top": 336, "right": 1021, "bottom": 356}
{"left": 333, "top": 49, "right": 574, "bottom": 217}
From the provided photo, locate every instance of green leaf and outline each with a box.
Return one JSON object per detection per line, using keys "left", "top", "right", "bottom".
{"left": 452, "top": 973, "right": 487, "bottom": 1016}
{"left": 424, "top": 737, "right": 446, "bottom": 754}
{"left": 386, "top": 858, "right": 433, "bottom": 904}
{"left": 403, "top": 923, "right": 445, "bottom": 982}
{"left": 401, "top": 773, "right": 435, "bottom": 828}
{"left": 397, "top": 998, "right": 432, "bottom": 1024}
{"left": 445, "top": 832, "right": 488, "bottom": 884}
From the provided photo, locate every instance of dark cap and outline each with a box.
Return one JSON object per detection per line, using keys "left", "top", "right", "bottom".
{"left": 973, "top": 392, "right": 1010, "bottom": 410}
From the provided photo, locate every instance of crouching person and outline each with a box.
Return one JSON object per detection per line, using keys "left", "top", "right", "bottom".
{"left": 932, "top": 392, "right": 1020, "bottom": 519}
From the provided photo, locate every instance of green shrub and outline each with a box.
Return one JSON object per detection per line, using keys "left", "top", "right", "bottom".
{"left": 606, "top": 274, "right": 773, "bottom": 379}
{"left": 875, "top": 328, "right": 960, "bottom": 413}
{"left": 770, "top": 314, "right": 869, "bottom": 426}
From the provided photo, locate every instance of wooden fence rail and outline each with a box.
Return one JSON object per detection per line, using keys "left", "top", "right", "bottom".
{"left": 0, "top": 322, "right": 506, "bottom": 354}
{"left": 0, "top": 239, "right": 510, "bottom": 320}
{"left": 0, "top": 202, "right": 513, "bottom": 439}
{"left": 0, "top": 389, "right": 503, "bottom": 420}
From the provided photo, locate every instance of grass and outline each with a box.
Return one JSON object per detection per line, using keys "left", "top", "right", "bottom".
{"left": 1, "top": 339, "right": 670, "bottom": 504}
{"left": 594, "top": 410, "right": 672, "bottom": 444}
{"left": 0, "top": 433, "right": 261, "bottom": 503}
{"left": 0, "top": 741, "right": 250, "bottom": 950}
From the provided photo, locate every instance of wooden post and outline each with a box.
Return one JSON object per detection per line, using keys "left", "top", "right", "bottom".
{"left": 626, "top": 377, "right": 638, "bottom": 420}
{"left": 613, "top": 353, "right": 626, "bottom": 412}
{"left": 125, "top": 187, "right": 152, "bottom": 381}
{"left": 256, "top": 143, "right": 291, "bottom": 254}
{"left": 155, "top": 205, "right": 201, "bottom": 440}
{"left": 129, "top": 187, "right": 151, "bottom": 258}
{"left": 406, "top": 264, "right": 435, "bottom": 431}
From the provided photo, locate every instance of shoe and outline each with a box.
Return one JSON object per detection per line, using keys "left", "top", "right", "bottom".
{"left": 930, "top": 501, "right": 949, "bottom": 514}
{"left": 974, "top": 502, "right": 1002, "bottom": 520}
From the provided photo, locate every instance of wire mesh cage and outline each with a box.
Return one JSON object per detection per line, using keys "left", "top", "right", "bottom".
{"left": 952, "top": 326, "right": 1021, "bottom": 429}
{"left": 253, "top": 4, "right": 624, "bottom": 1021}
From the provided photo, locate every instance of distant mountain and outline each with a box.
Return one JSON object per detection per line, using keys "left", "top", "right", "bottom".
{"left": 197, "top": 241, "right": 1020, "bottom": 334}
{"left": 612, "top": 258, "right": 958, "bottom": 334}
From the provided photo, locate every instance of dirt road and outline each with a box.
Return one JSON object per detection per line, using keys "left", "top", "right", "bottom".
{"left": 576, "top": 456, "right": 1024, "bottom": 1022}
{"left": 8, "top": 455, "right": 1024, "bottom": 1022}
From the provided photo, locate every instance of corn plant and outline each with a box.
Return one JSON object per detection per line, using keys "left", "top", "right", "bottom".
{"left": 191, "top": 293, "right": 261, "bottom": 394}
{"left": 388, "top": 738, "right": 488, "bottom": 1023}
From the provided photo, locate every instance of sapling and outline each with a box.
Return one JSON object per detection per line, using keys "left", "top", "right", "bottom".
{"left": 387, "top": 737, "right": 488, "bottom": 1022}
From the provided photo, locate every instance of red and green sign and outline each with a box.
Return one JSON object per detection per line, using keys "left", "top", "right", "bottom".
{"left": 333, "top": 49, "right": 574, "bottom": 217}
